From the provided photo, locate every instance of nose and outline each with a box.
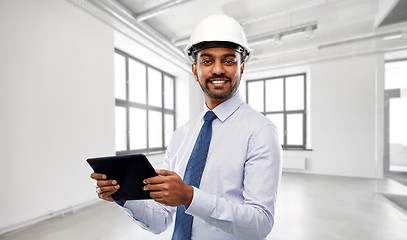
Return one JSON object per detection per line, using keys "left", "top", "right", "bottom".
{"left": 210, "top": 60, "right": 226, "bottom": 75}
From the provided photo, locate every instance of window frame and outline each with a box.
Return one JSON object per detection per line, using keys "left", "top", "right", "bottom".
{"left": 114, "top": 48, "right": 176, "bottom": 155}
{"left": 246, "top": 73, "right": 307, "bottom": 150}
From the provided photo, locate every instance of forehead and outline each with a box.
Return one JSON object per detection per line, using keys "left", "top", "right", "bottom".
{"left": 197, "top": 47, "right": 239, "bottom": 58}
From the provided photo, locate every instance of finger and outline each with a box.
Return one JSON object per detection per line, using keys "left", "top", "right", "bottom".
{"left": 96, "top": 180, "right": 118, "bottom": 187}
{"left": 151, "top": 196, "right": 164, "bottom": 203}
{"left": 98, "top": 185, "right": 120, "bottom": 193}
{"left": 144, "top": 183, "right": 166, "bottom": 191}
{"left": 99, "top": 190, "right": 117, "bottom": 201}
{"left": 156, "top": 169, "right": 175, "bottom": 176}
{"left": 143, "top": 175, "right": 166, "bottom": 184}
{"left": 90, "top": 173, "right": 107, "bottom": 180}
{"left": 143, "top": 170, "right": 177, "bottom": 184}
{"left": 150, "top": 191, "right": 165, "bottom": 199}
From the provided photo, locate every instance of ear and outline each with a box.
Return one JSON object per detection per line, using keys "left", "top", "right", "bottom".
{"left": 192, "top": 63, "right": 198, "bottom": 82}
{"left": 240, "top": 62, "right": 245, "bottom": 74}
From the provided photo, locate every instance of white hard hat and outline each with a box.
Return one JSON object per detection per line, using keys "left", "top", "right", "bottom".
{"left": 184, "top": 14, "right": 252, "bottom": 63}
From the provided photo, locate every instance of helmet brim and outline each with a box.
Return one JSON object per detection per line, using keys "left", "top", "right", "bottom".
{"left": 187, "top": 41, "right": 250, "bottom": 63}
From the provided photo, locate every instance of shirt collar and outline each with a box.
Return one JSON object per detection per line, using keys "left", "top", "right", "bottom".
{"left": 203, "top": 93, "right": 244, "bottom": 123}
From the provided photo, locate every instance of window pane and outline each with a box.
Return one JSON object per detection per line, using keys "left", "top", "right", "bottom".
{"left": 114, "top": 53, "right": 126, "bottom": 100}
{"left": 129, "top": 108, "right": 147, "bottom": 150}
{"left": 266, "top": 78, "right": 284, "bottom": 112}
{"left": 287, "top": 114, "right": 303, "bottom": 146}
{"left": 286, "top": 76, "right": 304, "bottom": 111}
{"left": 148, "top": 67, "right": 162, "bottom": 107}
{"left": 149, "top": 110, "right": 163, "bottom": 148}
{"left": 247, "top": 81, "right": 264, "bottom": 112}
{"left": 129, "top": 59, "right": 146, "bottom": 104}
{"left": 385, "top": 61, "right": 407, "bottom": 89}
{"left": 389, "top": 98, "right": 407, "bottom": 172}
{"left": 266, "top": 114, "right": 284, "bottom": 145}
{"left": 165, "top": 114, "right": 174, "bottom": 147}
{"left": 164, "top": 75, "right": 174, "bottom": 110}
{"left": 115, "top": 106, "right": 127, "bottom": 151}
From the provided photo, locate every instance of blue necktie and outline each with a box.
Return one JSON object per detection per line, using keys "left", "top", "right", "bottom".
{"left": 172, "top": 111, "right": 217, "bottom": 240}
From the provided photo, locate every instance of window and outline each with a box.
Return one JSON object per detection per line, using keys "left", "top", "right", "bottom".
{"left": 114, "top": 49, "right": 175, "bottom": 155}
{"left": 385, "top": 59, "right": 407, "bottom": 90}
{"left": 384, "top": 59, "right": 407, "bottom": 174}
{"left": 246, "top": 73, "right": 307, "bottom": 149}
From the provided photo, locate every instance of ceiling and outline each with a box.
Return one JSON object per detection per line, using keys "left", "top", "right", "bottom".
{"left": 70, "top": 0, "right": 407, "bottom": 72}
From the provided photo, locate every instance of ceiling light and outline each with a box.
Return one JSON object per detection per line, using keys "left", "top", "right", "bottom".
{"left": 272, "top": 34, "right": 282, "bottom": 46}
{"left": 248, "top": 21, "right": 318, "bottom": 45}
{"left": 383, "top": 34, "right": 403, "bottom": 40}
{"left": 303, "top": 26, "right": 315, "bottom": 40}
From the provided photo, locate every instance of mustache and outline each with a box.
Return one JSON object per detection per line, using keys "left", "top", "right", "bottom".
{"left": 206, "top": 74, "right": 232, "bottom": 82}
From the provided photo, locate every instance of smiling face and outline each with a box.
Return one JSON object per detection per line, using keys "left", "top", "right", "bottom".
{"left": 192, "top": 47, "right": 245, "bottom": 109}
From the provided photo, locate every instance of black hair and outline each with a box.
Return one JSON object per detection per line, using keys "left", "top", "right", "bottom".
{"left": 189, "top": 41, "right": 247, "bottom": 63}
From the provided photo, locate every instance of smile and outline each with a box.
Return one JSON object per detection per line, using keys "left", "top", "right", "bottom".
{"left": 207, "top": 78, "right": 231, "bottom": 84}
{"left": 211, "top": 80, "right": 227, "bottom": 84}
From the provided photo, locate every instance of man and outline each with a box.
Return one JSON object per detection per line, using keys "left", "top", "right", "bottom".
{"left": 91, "top": 14, "right": 282, "bottom": 240}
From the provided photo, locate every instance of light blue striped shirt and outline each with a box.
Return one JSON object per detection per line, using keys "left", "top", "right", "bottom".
{"left": 121, "top": 93, "right": 282, "bottom": 240}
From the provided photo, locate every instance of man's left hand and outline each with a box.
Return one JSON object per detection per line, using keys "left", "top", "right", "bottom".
{"left": 143, "top": 169, "right": 193, "bottom": 207}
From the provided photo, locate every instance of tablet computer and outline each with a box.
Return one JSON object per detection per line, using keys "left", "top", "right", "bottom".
{"left": 87, "top": 154, "right": 158, "bottom": 201}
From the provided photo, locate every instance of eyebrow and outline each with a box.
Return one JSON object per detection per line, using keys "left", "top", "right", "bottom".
{"left": 199, "top": 53, "right": 237, "bottom": 58}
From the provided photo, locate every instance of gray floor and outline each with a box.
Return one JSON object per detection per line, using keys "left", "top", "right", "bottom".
{"left": 2, "top": 172, "right": 407, "bottom": 240}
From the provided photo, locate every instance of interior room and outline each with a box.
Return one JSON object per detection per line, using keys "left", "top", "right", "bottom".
{"left": 1, "top": 0, "right": 407, "bottom": 239}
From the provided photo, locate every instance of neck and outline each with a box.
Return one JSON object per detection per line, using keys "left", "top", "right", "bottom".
{"left": 204, "top": 95, "right": 233, "bottom": 110}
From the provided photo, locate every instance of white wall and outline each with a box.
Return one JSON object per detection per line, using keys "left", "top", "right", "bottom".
{"left": 0, "top": 0, "right": 115, "bottom": 232}
{"left": 247, "top": 53, "right": 384, "bottom": 178}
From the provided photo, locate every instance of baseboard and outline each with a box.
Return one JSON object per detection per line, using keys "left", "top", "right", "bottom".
{"left": 0, "top": 198, "right": 100, "bottom": 236}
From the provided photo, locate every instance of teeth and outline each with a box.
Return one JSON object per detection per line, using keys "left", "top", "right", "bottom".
{"left": 212, "top": 80, "right": 226, "bottom": 84}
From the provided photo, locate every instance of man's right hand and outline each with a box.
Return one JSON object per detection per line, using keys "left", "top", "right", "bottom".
{"left": 90, "top": 173, "right": 120, "bottom": 202}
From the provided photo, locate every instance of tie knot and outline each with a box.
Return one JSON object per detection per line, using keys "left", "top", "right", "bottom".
{"left": 204, "top": 111, "right": 217, "bottom": 122}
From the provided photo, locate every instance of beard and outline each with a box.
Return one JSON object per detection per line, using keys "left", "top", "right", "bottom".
{"left": 197, "top": 73, "right": 241, "bottom": 100}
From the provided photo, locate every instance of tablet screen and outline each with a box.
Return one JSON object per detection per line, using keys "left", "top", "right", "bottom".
{"left": 87, "top": 154, "right": 158, "bottom": 201}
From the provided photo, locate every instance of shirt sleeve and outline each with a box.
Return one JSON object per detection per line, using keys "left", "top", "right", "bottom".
{"left": 119, "top": 199, "right": 175, "bottom": 234}
{"left": 185, "top": 124, "right": 282, "bottom": 240}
